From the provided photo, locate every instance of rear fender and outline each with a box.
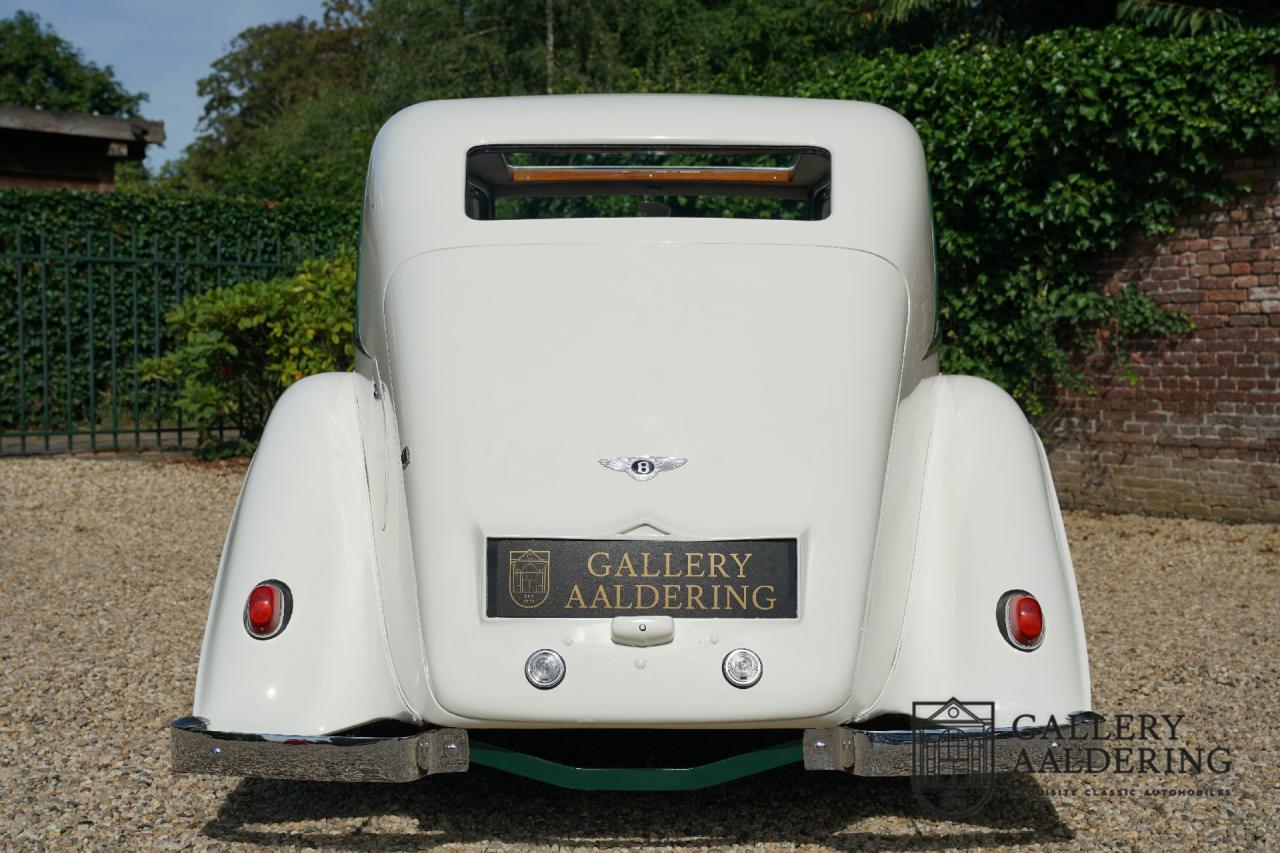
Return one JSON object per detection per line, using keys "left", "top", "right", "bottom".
{"left": 848, "top": 375, "right": 1091, "bottom": 728}
{"left": 191, "top": 372, "right": 426, "bottom": 735}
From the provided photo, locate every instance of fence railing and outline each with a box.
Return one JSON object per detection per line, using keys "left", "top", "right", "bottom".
{"left": 1, "top": 229, "right": 336, "bottom": 454}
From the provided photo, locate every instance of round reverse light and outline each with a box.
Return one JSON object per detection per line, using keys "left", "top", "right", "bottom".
{"left": 524, "top": 649, "right": 566, "bottom": 689}
{"left": 722, "top": 648, "right": 763, "bottom": 688}
{"left": 998, "top": 590, "right": 1044, "bottom": 651}
{"left": 243, "top": 580, "right": 291, "bottom": 639}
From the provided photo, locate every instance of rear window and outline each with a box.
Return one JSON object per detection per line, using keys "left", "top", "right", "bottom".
{"left": 465, "top": 145, "right": 830, "bottom": 221}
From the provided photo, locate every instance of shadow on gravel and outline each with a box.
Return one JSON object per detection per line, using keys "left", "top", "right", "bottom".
{"left": 201, "top": 766, "right": 1072, "bottom": 850}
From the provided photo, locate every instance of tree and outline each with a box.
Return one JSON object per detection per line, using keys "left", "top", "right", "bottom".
{"left": 194, "top": 0, "right": 368, "bottom": 151}
{"left": 878, "top": 0, "right": 1278, "bottom": 38}
{"left": 167, "top": 0, "right": 882, "bottom": 200}
{"left": 166, "top": 0, "right": 1280, "bottom": 203}
{"left": 0, "top": 10, "right": 147, "bottom": 115}
{"left": 168, "top": 0, "right": 368, "bottom": 194}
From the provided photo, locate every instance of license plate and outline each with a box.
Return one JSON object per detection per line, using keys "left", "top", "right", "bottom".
{"left": 486, "top": 538, "right": 797, "bottom": 618}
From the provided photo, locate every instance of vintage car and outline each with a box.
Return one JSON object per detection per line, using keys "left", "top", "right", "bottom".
{"left": 171, "top": 95, "right": 1097, "bottom": 791}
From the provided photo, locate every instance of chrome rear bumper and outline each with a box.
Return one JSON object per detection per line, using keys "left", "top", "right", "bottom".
{"left": 169, "top": 717, "right": 469, "bottom": 783}
{"left": 171, "top": 712, "right": 1103, "bottom": 784}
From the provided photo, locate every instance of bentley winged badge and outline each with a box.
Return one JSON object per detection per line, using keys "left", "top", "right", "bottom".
{"left": 599, "top": 455, "right": 688, "bottom": 482}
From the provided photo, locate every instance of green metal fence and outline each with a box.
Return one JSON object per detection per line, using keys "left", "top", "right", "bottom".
{"left": 1, "top": 229, "right": 334, "bottom": 454}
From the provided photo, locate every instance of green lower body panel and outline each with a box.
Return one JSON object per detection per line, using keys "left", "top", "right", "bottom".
{"left": 469, "top": 740, "right": 803, "bottom": 791}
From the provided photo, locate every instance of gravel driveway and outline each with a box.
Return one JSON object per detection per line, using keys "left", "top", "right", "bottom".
{"left": 1, "top": 456, "right": 1276, "bottom": 851}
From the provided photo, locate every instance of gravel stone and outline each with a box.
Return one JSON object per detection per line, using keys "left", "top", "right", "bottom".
{"left": 0, "top": 455, "right": 1276, "bottom": 851}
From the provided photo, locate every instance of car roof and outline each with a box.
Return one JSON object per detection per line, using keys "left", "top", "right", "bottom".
{"left": 363, "top": 95, "right": 930, "bottom": 281}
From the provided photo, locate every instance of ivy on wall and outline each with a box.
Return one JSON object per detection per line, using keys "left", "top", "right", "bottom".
{"left": 788, "top": 27, "right": 1280, "bottom": 413}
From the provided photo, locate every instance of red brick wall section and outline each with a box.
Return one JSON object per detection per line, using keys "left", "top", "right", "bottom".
{"left": 1045, "top": 149, "right": 1280, "bottom": 522}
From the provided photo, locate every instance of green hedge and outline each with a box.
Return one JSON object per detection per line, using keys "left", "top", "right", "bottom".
{"left": 0, "top": 190, "right": 359, "bottom": 441}
{"left": 787, "top": 27, "right": 1280, "bottom": 413}
{"left": 0, "top": 188, "right": 359, "bottom": 249}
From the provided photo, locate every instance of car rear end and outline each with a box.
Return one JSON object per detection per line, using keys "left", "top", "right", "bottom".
{"left": 173, "top": 96, "right": 1094, "bottom": 790}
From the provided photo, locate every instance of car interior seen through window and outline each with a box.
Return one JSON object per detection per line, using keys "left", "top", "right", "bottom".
{"left": 465, "top": 145, "right": 831, "bottom": 221}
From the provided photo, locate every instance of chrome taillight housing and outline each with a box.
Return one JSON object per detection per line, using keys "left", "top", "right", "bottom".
{"left": 243, "top": 580, "right": 292, "bottom": 639}
{"left": 997, "top": 589, "right": 1043, "bottom": 651}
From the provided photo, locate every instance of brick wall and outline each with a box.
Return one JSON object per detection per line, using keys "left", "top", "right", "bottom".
{"left": 1045, "top": 149, "right": 1279, "bottom": 522}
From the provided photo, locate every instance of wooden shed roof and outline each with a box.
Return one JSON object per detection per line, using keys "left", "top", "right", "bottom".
{"left": 0, "top": 104, "right": 164, "bottom": 145}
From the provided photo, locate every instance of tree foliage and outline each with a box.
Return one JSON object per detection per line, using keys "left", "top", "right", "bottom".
{"left": 0, "top": 10, "right": 147, "bottom": 115}
{"left": 1117, "top": 0, "right": 1278, "bottom": 35}
{"left": 171, "top": 1, "right": 369, "bottom": 194}
{"left": 164, "top": 0, "right": 880, "bottom": 200}
{"left": 879, "top": 0, "right": 1276, "bottom": 38}
{"left": 167, "top": 0, "right": 1280, "bottom": 204}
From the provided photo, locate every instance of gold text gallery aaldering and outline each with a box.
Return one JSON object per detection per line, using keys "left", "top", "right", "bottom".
{"left": 1009, "top": 713, "right": 1231, "bottom": 774}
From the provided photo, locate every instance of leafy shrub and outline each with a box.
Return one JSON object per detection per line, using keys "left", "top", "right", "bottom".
{"left": 785, "top": 26, "right": 1280, "bottom": 413}
{"left": 139, "top": 252, "right": 355, "bottom": 452}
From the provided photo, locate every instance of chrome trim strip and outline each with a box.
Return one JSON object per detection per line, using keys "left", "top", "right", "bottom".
{"left": 806, "top": 712, "right": 1104, "bottom": 777}
{"left": 170, "top": 717, "right": 468, "bottom": 783}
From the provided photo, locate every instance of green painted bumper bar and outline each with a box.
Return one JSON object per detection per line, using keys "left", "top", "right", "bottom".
{"left": 469, "top": 740, "right": 803, "bottom": 791}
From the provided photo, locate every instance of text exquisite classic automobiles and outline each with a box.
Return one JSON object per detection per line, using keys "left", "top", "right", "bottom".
{"left": 171, "top": 95, "right": 1097, "bottom": 791}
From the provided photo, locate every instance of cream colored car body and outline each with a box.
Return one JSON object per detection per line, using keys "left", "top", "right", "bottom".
{"left": 190, "top": 95, "right": 1091, "bottom": 737}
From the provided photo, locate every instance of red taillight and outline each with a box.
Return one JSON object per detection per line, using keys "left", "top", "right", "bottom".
{"left": 1012, "top": 596, "right": 1043, "bottom": 645}
{"left": 998, "top": 590, "right": 1044, "bottom": 651}
{"left": 244, "top": 581, "right": 290, "bottom": 639}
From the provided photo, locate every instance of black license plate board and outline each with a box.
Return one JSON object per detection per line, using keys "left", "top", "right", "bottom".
{"left": 486, "top": 538, "right": 797, "bottom": 618}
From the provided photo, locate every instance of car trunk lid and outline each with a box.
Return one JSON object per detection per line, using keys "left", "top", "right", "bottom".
{"left": 383, "top": 241, "right": 907, "bottom": 725}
